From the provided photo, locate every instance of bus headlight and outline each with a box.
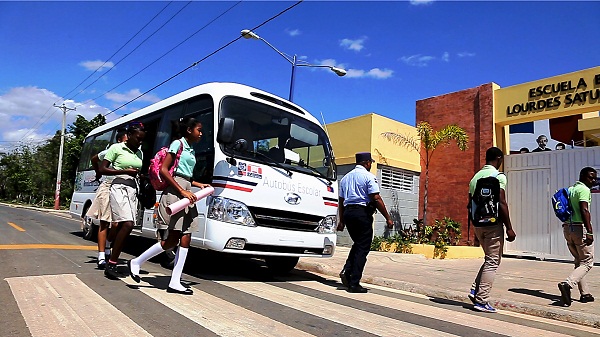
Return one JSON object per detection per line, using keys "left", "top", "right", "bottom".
{"left": 207, "top": 197, "right": 256, "bottom": 226}
{"left": 317, "top": 215, "right": 337, "bottom": 234}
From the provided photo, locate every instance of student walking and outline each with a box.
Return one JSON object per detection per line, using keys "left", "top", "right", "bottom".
{"left": 128, "top": 117, "right": 211, "bottom": 294}
{"left": 87, "top": 129, "right": 127, "bottom": 269}
{"left": 558, "top": 167, "right": 597, "bottom": 306}
{"left": 99, "top": 122, "right": 146, "bottom": 279}
{"left": 468, "top": 147, "right": 516, "bottom": 313}
{"left": 337, "top": 152, "right": 393, "bottom": 293}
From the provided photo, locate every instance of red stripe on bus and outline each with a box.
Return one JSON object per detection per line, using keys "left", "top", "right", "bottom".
{"left": 324, "top": 202, "right": 338, "bottom": 207}
{"left": 212, "top": 183, "right": 253, "bottom": 192}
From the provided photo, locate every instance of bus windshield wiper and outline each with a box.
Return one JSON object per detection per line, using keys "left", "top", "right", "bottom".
{"left": 297, "top": 161, "right": 333, "bottom": 185}
{"left": 245, "top": 150, "right": 292, "bottom": 177}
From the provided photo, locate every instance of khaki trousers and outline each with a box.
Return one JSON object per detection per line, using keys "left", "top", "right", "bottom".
{"left": 563, "top": 225, "right": 594, "bottom": 295}
{"left": 473, "top": 224, "right": 504, "bottom": 304}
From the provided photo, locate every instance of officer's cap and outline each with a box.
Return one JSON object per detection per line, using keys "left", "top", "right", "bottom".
{"left": 355, "top": 152, "right": 375, "bottom": 163}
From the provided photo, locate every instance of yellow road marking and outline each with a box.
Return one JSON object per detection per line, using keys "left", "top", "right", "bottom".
{"left": 0, "top": 244, "right": 96, "bottom": 250}
{"left": 8, "top": 222, "right": 26, "bottom": 232}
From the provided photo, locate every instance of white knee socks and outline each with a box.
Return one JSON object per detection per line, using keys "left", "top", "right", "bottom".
{"left": 169, "top": 247, "right": 189, "bottom": 291}
{"left": 130, "top": 242, "right": 164, "bottom": 276}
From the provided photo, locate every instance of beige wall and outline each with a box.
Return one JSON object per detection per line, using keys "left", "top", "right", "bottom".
{"left": 327, "top": 113, "right": 421, "bottom": 173}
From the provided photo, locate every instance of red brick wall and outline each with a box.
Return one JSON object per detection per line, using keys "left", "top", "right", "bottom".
{"left": 415, "top": 83, "right": 495, "bottom": 245}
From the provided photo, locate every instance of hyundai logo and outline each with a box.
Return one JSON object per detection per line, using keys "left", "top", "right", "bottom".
{"left": 284, "top": 193, "right": 301, "bottom": 205}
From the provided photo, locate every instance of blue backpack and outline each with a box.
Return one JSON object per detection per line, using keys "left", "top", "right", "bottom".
{"left": 551, "top": 187, "right": 573, "bottom": 222}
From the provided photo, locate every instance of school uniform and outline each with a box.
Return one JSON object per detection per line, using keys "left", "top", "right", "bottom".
{"left": 103, "top": 142, "right": 143, "bottom": 223}
{"left": 157, "top": 138, "right": 199, "bottom": 238}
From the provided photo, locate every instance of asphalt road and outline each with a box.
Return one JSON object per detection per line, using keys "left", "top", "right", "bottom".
{"left": 1, "top": 204, "right": 598, "bottom": 337}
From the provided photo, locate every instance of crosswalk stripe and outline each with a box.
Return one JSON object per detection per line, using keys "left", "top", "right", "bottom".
{"left": 214, "top": 279, "right": 461, "bottom": 337}
{"left": 287, "top": 278, "right": 585, "bottom": 337}
{"left": 359, "top": 281, "right": 599, "bottom": 335}
{"left": 5, "top": 274, "right": 152, "bottom": 337}
{"left": 120, "top": 272, "right": 316, "bottom": 337}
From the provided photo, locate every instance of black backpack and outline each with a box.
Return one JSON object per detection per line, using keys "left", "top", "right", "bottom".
{"left": 470, "top": 172, "right": 502, "bottom": 226}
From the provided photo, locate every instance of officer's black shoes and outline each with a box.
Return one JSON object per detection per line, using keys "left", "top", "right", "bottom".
{"left": 558, "top": 282, "right": 572, "bottom": 306}
{"left": 339, "top": 270, "right": 350, "bottom": 288}
{"left": 581, "top": 294, "right": 595, "bottom": 303}
{"left": 347, "top": 285, "right": 368, "bottom": 293}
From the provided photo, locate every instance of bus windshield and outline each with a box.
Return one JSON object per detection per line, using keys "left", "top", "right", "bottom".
{"left": 220, "top": 96, "right": 336, "bottom": 180}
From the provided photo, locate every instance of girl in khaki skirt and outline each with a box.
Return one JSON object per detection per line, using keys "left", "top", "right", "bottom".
{"left": 129, "top": 117, "right": 211, "bottom": 294}
{"left": 99, "top": 122, "right": 146, "bottom": 279}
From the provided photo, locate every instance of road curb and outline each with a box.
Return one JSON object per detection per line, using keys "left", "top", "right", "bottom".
{"left": 0, "top": 203, "right": 71, "bottom": 219}
{"left": 296, "top": 260, "right": 600, "bottom": 328}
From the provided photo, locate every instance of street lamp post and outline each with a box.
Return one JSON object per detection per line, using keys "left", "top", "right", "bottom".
{"left": 241, "top": 29, "right": 346, "bottom": 102}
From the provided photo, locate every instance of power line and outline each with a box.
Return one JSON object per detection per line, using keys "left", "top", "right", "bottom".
{"left": 78, "top": 1, "right": 243, "bottom": 111}
{"left": 20, "top": 2, "right": 175, "bottom": 143}
{"left": 62, "top": 2, "right": 174, "bottom": 101}
{"left": 68, "top": 1, "right": 192, "bottom": 102}
{"left": 105, "top": 0, "right": 303, "bottom": 117}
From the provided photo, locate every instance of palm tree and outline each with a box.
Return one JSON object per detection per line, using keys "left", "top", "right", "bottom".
{"left": 382, "top": 122, "right": 468, "bottom": 227}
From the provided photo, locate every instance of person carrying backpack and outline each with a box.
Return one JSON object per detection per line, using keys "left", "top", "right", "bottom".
{"left": 128, "top": 117, "right": 211, "bottom": 294}
{"left": 557, "top": 167, "right": 596, "bottom": 307}
{"left": 467, "top": 147, "right": 516, "bottom": 313}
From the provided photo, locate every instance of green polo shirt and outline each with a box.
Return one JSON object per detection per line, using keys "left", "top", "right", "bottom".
{"left": 169, "top": 138, "right": 195, "bottom": 178}
{"left": 469, "top": 165, "right": 507, "bottom": 196}
{"left": 568, "top": 181, "right": 592, "bottom": 223}
{"left": 103, "top": 142, "right": 143, "bottom": 171}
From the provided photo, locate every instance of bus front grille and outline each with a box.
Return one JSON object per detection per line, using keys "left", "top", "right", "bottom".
{"left": 248, "top": 207, "right": 322, "bottom": 232}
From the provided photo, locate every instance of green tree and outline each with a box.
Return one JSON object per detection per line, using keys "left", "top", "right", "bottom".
{"left": 0, "top": 114, "right": 106, "bottom": 208}
{"left": 382, "top": 122, "right": 468, "bottom": 226}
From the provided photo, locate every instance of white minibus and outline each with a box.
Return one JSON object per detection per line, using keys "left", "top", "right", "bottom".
{"left": 70, "top": 82, "right": 338, "bottom": 273}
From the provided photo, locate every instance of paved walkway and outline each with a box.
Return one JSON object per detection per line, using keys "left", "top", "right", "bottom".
{"left": 298, "top": 246, "right": 600, "bottom": 328}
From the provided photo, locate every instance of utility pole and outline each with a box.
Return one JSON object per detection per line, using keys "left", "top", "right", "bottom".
{"left": 53, "top": 103, "right": 76, "bottom": 210}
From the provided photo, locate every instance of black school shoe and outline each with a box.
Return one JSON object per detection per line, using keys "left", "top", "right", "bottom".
{"left": 167, "top": 286, "right": 193, "bottom": 295}
{"left": 581, "top": 294, "right": 595, "bottom": 303}
{"left": 104, "top": 262, "right": 120, "bottom": 280}
{"left": 558, "top": 282, "right": 572, "bottom": 306}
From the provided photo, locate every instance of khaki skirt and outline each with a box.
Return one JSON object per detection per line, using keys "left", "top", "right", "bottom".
{"left": 109, "top": 175, "right": 138, "bottom": 224}
{"left": 87, "top": 180, "right": 112, "bottom": 222}
{"left": 157, "top": 176, "right": 199, "bottom": 235}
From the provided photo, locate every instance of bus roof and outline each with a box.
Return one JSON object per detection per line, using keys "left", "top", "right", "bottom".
{"left": 86, "top": 82, "right": 322, "bottom": 138}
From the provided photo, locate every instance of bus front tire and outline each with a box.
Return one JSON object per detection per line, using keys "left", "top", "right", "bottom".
{"left": 82, "top": 214, "right": 97, "bottom": 241}
{"left": 265, "top": 256, "right": 299, "bottom": 275}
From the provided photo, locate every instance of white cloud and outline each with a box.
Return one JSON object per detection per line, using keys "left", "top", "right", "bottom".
{"left": 410, "top": 0, "right": 434, "bottom": 5}
{"left": 442, "top": 52, "right": 450, "bottom": 62}
{"left": 105, "top": 89, "right": 160, "bottom": 104}
{"left": 0, "top": 86, "right": 114, "bottom": 148}
{"left": 400, "top": 54, "right": 435, "bottom": 67}
{"left": 340, "top": 37, "right": 366, "bottom": 52}
{"left": 285, "top": 28, "right": 301, "bottom": 37}
{"left": 79, "top": 60, "right": 115, "bottom": 71}
{"left": 345, "top": 68, "right": 394, "bottom": 79}
{"left": 458, "top": 52, "right": 476, "bottom": 58}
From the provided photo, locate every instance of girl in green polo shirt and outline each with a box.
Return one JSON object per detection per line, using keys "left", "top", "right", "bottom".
{"left": 99, "top": 122, "right": 146, "bottom": 279}
{"left": 128, "top": 117, "right": 211, "bottom": 294}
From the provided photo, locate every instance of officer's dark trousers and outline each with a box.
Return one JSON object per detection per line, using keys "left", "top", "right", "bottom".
{"left": 342, "top": 206, "right": 374, "bottom": 287}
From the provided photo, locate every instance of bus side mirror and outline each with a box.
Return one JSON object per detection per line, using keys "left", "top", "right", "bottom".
{"left": 217, "top": 117, "right": 235, "bottom": 144}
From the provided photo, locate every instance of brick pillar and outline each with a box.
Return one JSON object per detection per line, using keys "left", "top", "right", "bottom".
{"left": 415, "top": 83, "right": 495, "bottom": 245}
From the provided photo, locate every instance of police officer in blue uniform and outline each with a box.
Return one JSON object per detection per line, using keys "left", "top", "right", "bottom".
{"left": 338, "top": 152, "right": 393, "bottom": 293}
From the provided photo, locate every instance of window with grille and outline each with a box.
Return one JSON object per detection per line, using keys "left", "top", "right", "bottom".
{"left": 380, "top": 166, "right": 418, "bottom": 192}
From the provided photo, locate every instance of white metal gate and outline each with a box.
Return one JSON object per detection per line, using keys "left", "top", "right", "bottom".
{"left": 504, "top": 147, "right": 600, "bottom": 260}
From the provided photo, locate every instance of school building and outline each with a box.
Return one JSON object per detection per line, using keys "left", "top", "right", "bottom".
{"left": 330, "top": 66, "right": 600, "bottom": 260}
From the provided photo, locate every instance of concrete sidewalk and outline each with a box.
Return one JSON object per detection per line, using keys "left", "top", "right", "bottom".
{"left": 298, "top": 246, "right": 600, "bottom": 328}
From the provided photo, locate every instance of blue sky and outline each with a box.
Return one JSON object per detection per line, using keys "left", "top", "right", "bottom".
{"left": 1, "top": 1, "right": 599, "bottom": 152}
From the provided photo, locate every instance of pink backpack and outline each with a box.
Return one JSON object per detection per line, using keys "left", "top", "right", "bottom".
{"left": 148, "top": 140, "right": 184, "bottom": 191}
